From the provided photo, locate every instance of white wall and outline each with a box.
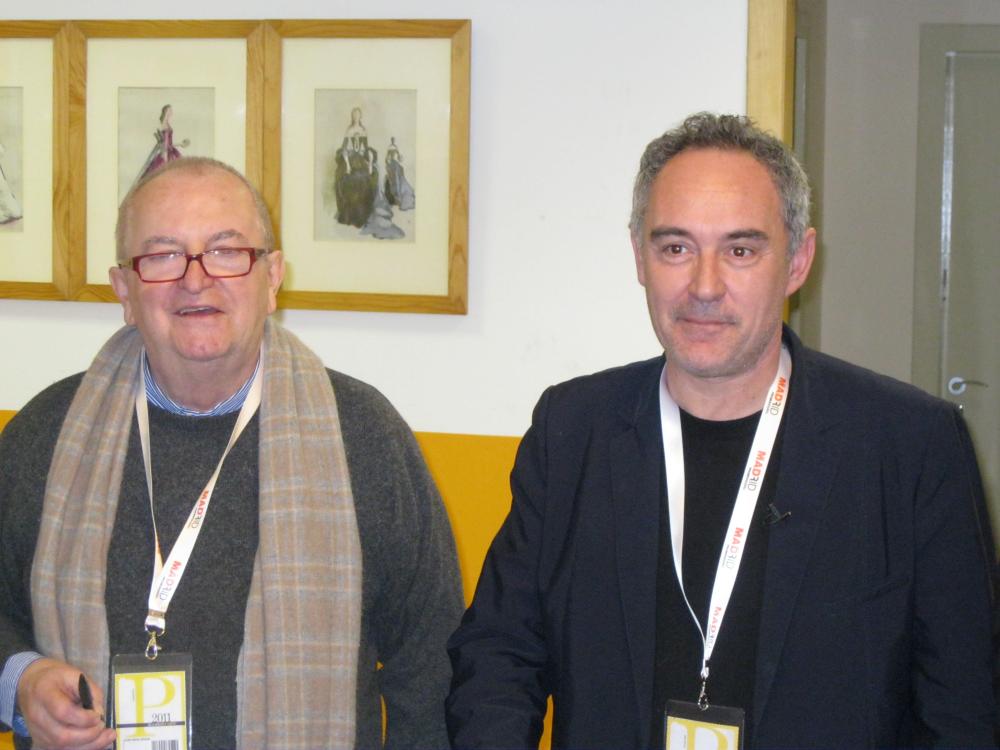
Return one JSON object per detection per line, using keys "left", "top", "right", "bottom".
{"left": 0, "top": 1, "right": 748, "bottom": 436}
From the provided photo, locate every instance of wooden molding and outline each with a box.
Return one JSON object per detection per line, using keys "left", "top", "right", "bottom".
{"left": 747, "top": 0, "right": 796, "bottom": 142}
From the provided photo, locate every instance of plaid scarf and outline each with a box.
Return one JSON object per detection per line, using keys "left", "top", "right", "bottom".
{"left": 31, "top": 319, "right": 362, "bottom": 749}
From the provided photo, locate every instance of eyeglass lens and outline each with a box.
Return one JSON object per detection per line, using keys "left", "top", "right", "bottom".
{"left": 138, "top": 248, "right": 255, "bottom": 281}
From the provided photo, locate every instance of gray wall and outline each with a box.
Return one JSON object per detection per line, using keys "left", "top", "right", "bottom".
{"left": 796, "top": 0, "right": 1000, "bottom": 383}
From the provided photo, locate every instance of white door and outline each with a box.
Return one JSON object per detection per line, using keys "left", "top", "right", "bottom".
{"left": 914, "top": 26, "right": 1000, "bottom": 548}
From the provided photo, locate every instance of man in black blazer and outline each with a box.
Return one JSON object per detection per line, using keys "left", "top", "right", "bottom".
{"left": 447, "top": 113, "right": 997, "bottom": 748}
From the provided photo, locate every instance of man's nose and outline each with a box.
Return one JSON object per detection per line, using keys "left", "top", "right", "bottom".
{"left": 688, "top": 253, "right": 725, "bottom": 301}
{"left": 178, "top": 255, "right": 214, "bottom": 293}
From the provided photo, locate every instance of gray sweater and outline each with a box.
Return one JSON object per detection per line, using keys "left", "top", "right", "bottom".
{"left": 0, "top": 369, "right": 463, "bottom": 749}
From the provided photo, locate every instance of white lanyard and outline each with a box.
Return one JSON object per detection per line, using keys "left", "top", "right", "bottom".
{"left": 136, "top": 360, "right": 263, "bottom": 659}
{"left": 658, "top": 346, "right": 791, "bottom": 708}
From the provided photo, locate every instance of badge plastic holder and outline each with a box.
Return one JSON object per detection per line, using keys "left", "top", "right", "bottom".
{"left": 110, "top": 652, "right": 193, "bottom": 750}
{"left": 664, "top": 699, "right": 745, "bottom": 750}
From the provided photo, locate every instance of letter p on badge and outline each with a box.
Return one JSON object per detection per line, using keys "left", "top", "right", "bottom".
{"left": 664, "top": 700, "right": 744, "bottom": 750}
{"left": 666, "top": 716, "right": 739, "bottom": 750}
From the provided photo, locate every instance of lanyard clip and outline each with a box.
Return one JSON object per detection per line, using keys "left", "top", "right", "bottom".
{"left": 145, "top": 625, "right": 164, "bottom": 661}
{"left": 698, "top": 665, "right": 710, "bottom": 711}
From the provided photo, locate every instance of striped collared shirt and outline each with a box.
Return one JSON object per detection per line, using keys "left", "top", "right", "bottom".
{"left": 143, "top": 351, "right": 260, "bottom": 416}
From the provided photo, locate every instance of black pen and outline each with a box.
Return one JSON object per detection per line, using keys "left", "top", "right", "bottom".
{"left": 78, "top": 673, "right": 93, "bottom": 710}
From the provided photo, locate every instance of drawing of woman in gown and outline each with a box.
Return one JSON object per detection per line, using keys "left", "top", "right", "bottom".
{"left": 136, "top": 104, "right": 189, "bottom": 184}
{"left": 334, "top": 107, "right": 380, "bottom": 228}
{"left": 383, "top": 137, "right": 415, "bottom": 211}
{"left": 0, "top": 140, "right": 22, "bottom": 225}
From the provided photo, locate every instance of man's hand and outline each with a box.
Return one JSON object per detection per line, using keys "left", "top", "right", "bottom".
{"left": 16, "top": 657, "right": 116, "bottom": 750}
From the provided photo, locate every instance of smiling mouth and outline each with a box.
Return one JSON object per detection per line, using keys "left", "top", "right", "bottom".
{"left": 176, "top": 306, "right": 219, "bottom": 316}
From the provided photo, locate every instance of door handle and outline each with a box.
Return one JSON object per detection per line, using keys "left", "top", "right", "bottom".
{"left": 947, "top": 376, "right": 989, "bottom": 396}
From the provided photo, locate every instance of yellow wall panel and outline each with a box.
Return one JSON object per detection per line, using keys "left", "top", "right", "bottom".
{"left": 413, "top": 431, "right": 519, "bottom": 604}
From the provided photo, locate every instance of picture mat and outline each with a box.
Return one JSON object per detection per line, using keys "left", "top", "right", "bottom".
{"left": 281, "top": 37, "right": 451, "bottom": 296}
{"left": 0, "top": 39, "right": 53, "bottom": 282}
{"left": 86, "top": 38, "right": 246, "bottom": 284}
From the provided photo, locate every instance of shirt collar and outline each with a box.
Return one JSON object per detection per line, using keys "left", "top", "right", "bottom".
{"left": 142, "top": 351, "right": 261, "bottom": 417}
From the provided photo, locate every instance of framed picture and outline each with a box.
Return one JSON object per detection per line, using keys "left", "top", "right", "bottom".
{"left": 265, "top": 20, "right": 470, "bottom": 314}
{"left": 76, "top": 20, "right": 265, "bottom": 302}
{"left": 0, "top": 23, "right": 64, "bottom": 300}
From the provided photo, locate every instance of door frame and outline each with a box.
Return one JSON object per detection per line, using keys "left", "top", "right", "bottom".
{"left": 747, "top": 0, "right": 796, "bottom": 142}
{"left": 748, "top": 0, "right": 796, "bottom": 327}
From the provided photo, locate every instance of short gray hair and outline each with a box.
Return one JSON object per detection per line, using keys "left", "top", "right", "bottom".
{"left": 629, "top": 112, "right": 810, "bottom": 255}
{"left": 116, "top": 156, "right": 275, "bottom": 263}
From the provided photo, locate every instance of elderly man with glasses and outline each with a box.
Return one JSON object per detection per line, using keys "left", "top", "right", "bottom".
{"left": 0, "top": 157, "right": 462, "bottom": 750}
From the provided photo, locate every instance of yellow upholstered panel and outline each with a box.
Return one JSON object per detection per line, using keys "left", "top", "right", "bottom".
{"left": 414, "top": 431, "right": 519, "bottom": 604}
{"left": 416, "top": 431, "right": 553, "bottom": 748}
{"left": 0, "top": 411, "right": 13, "bottom": 432}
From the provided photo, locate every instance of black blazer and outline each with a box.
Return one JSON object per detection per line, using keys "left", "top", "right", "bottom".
{"left": 448, "top": 329, "right": 997, "bottom": 749}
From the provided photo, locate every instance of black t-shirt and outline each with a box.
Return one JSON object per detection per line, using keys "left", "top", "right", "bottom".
{"left": 651, "top": 408, "right": 784, "bottom": 748}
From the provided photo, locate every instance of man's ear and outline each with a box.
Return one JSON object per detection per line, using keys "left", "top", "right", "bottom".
{"left": 109, "top": 265, "right": 136, "bottom": 325}
{"left": 785, "top": 227, "right": 816, "bottom": 297}
{"left": 265, "top": 251, "right": 285, "bottom": 314}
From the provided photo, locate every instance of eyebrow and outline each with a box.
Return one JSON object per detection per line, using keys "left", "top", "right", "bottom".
{"left": 139, "top": 229, "right": 250, "bottom": 253}
{"left": 647, "top": 227, "right": 769, "bottom": 242}
{"left": 140, "top": 235, "right": 184, "bottom": 252}
{"left": 724, "top": 229, "right": 769, "bottom": 242}
{"left": 207, "top": 229, "right": 250, "bottom": 245}
{"left": 648, "top": 226, "right": 694, "bottom": 241}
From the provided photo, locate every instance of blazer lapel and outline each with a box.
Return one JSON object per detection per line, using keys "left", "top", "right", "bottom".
{"left": 610, "top": 360, "right": 664, "bottom": 746}
{"left": 753, "top": 334, "right": 846, "bottom": 728}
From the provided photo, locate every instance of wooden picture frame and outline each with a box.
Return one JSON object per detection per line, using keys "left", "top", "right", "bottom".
{"left": 264, "top": 20, "right": 470, "bottom": 314}
{"left": 0, "top": 22, "right": 67, "bottom": 300}
{"left": 0, "top": 19, "right": 469, "bottom": 313}
{"left": 73, "top": 20, "right": 265, "bottom": 302}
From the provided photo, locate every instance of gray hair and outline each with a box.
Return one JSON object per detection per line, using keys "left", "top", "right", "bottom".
{"left": 116, "top": 156, "right": 275, "bottom": 263}
{"left": 629, "top": 112, "right": 810, "bottom": 255}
